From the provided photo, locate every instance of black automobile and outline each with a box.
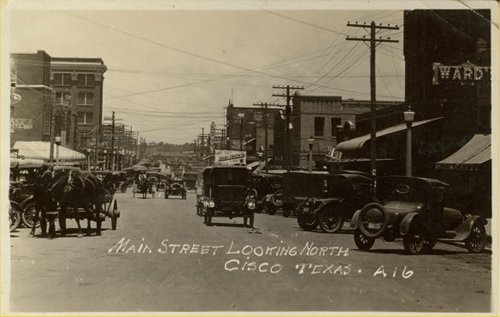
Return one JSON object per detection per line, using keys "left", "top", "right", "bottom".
{"left": 295, "top": 173, "right": 372, "bottom": 232}
{"left": 281, "top": 171, "right": 331, "bottom": 217}
{"left": 165, "top": 177, "right": 187, "bottom": 199}
{"left": 351, "top": 176, "right": 488, "bottom": 254}
{"left": 183, "top": 172, "right": 199, "bottom": 190}
{"left": 199, "top": 166, "right": 256, "bottom": 227}
{"left": 249, "top": 173, "right": 284, "bottom": 214}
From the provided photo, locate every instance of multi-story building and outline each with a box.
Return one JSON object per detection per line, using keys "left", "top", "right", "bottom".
{"left": 287, "top": 95, "right": 403, "bottom": 167}
{"left": 10, "top": 50, "right": 107, "bottom": 154}
{"left": 226, "top": 103, "right": 278, "bottom": 161}
{"left": 50, "top": 56, "right": 107, "bottom": 151}
{"left": 10, "top": 50, "right": 53, "bottom": 145}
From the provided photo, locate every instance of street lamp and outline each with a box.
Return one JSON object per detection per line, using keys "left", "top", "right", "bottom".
{"left": 112, "top": 150, "right": 117, "bottom": 171}
{"left": 55, "top": 136, "right": 61, "bottom": 164}
{"left": 308, "top": 136, "right": 315, "bottom": 173}
{"left": 86, "top": 148, "right": 92, "bottom": 171}
{"left": 237, "top": 113, "right": 245, "bottom": 151}
{"left": 103, "top": 149, "right": 108, "bottom": 171}
{"left": 404, "top": 106, "right": 415, "bottom": 177}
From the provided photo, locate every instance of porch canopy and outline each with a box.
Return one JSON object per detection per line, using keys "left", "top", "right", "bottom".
{"left": 335, "top": 117, "right": 442, "bottom": 152}
{"left": 12, "top": 141, "right": 86, "bottom": 162}
{"left": 436, "top": 134, "right": 491, "bottom": 171}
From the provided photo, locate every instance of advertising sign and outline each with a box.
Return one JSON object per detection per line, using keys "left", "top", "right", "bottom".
{"left": 214, "top": 150, "right": 246, "bottom": 166}
{"left": 432, "top": 61, "right": 491, "bottom": 85}
{"left": 10, "top": 118, "right": 33, "bottom": 131}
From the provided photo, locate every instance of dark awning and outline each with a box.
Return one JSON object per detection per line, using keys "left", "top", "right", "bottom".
{"left": 335, "top": 117, "right": 442, "bottom": 152}
{"left": 436, "top": 134, "right": 491, "bottom": 170}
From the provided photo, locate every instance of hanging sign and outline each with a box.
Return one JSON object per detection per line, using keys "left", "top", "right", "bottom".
{"left": 432, "top": 61, "right": 490, "bottom": 85}
{"left": 214, "top": 150, "right": 246, "bottom": 166}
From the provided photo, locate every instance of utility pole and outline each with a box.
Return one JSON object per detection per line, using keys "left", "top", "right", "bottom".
{"left": 94, "top": 124, "right": 100, "bottom": 171}
{"left": 273, "top": 85, "right": 304, "bottom": 172}
{"left": 201, "top": 128, "right": 205, "bottom": 166}
{"left": 49, "top": 103, "right": 55, "bottom": 162}
{"left": 110, "top": 111, "right": 115, "bottom": 171}
{"left": 346, "top": 20, "right": 399, "bottom": 197}
{"left": 254, "top": 102, "right": 281, "bottom": 173}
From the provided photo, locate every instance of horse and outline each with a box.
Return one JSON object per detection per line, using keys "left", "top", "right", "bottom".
{"left": 50, "top": 169, "right": 105, "bottom": 237}
{"left": 30, "top": 168, "right": 56, "bottom": 237}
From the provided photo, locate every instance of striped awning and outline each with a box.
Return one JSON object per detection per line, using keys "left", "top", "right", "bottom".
{"left": 13, "top": 141, "right": 86, "bottom": 162}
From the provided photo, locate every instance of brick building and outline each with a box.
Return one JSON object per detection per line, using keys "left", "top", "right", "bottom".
{"left": 10, "top": 51, "right": 53, "bottom": 145}
{"left": 287, "top": 95, "right": 403, "bottom": 167}
{"left": 226, "top": 103, "right": 278, "bottom": 161}
{"left": 10, "top": 50, "right": 107, "bottom": 153}
{"left": 50, "top": 56, "right": 107, "bottom": 151}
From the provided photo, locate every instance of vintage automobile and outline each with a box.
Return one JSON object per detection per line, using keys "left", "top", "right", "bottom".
{"left": 295, "top": 173, "right": 372, "bottom": 232}
{"left": 249, "top": 173, "right": 284, "bottom": 214}
{"left": 350, "top": 176, "right": 488, "bottom": 254}
{"left": 199, "top": 166, "right": 256, "bottom": 227}
{"left": 281, "top": 171, "right": 330, "bottom": 217}
{"left": 183, "top": 171, "right": 199, "bottom": 190}
{"left": 165, "top": 177, "right": 187, "bottom": 199}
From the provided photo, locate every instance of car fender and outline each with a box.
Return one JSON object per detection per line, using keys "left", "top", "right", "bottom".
{"left": 453, "top": 215, "right": 487, "bottom": 241}
{"left": 399, "top": 212, "right": 421, "bottom": 236}
{"left": 312, "top": 198, "right": 343, "bottom": 215}
{"left": 350, "top": 209, "right": 362, "bottom": 229}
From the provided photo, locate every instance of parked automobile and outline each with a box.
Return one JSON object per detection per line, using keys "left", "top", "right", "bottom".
{"left": 350, "top": 176, "right": 488, "bottom": 254}
{"left": 165, "top": 177, "right": 187, "bottom": 199}
{"left": 199, "top": 166, "right": 256, "bottom": 227}
{"left": 249, "top": 173, "right": 284, "bottom": 214}
{"left": 281, "top": 171, "right": 330, "bottom": 217}
{"left": 295, "top": 173, "right": 372, "bottom": 232}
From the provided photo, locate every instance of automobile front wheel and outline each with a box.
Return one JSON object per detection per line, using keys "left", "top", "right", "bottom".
{"left": 21, "top": 203, "right": 39, "bottom": 229}
{"left": 403, "top": 223, "right": 430, "bottom": 255}
{"left": 318, "top": 206, "right": 343, "bottom": 233}
{"left": 354, "top": 228, "right": 375, "bottom": 251}
{"left": 465, "top": 221, "right": 487, "bottom": 253}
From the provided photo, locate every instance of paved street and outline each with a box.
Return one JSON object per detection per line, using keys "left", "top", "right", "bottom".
{"left": 9, "top": 190, "right": 491, "bottom": 313}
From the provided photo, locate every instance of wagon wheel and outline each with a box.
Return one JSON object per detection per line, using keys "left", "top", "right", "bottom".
{"left": 318, "top": 206, "right": 343, "bottom": 233}
{"left": 111, "top": 198, "right": 119, "bottom": 230}
{"left": 465, "top": 221, "right": 487, "bottom": 253}
{"left": 21, "top": 202, "right": 40, "bottom": 229}
{"left": 10, "top": 201, "right": 22, "bottom": 232}
{"left": 354, "top": 228, "right": 375, "bottom": 251}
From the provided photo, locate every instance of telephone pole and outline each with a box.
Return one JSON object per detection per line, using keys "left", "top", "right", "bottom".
{"left": 273, "top": 85, "right": 304, "bottom": 172}
{"left": 346, "top": 21, "right": 399, "bottom": 196}
{"left": 253, "top": 102, "right": 281, "bottom": 173}
{"left": 110, "top": 111, "right": 116, "bottom": 171}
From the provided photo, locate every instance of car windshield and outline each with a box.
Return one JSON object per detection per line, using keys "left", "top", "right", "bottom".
{"left": 213, "top": 169, "right": 248, "bottom": 185}
{"left": 379, "top": 178, "right": 429, "bottom": 204}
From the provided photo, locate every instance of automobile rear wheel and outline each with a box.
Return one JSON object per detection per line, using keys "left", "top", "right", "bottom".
{"left": 354, "top": 228, "right": 375, "bottom": 251}
{"left": 403, "top": 222, "right": 430, "bottom": 255}
{"left": 22, "top": 203, "right": 39, "bottom": 229}
{"left": 465, "top": 221, "right": 487, "bottom": 253}
{"left": 318, "top": 206, "right": 343, "bottom": 233}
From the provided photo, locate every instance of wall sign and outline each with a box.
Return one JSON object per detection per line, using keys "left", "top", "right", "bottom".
{"left": 432, "top": 61, "right": 490, "bottom": 85}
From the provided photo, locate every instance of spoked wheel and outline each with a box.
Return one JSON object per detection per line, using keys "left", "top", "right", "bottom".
{"left": 10, "top": 202, "right": 22, "bottom": 232}
{"left": 22, "top": 203, "right": 39, "bottom": 228}
{"left": 465, "top": 221, "right": 487, "bottom": 253}
{"left": 403, "top": 222, "right": 431, "bottom": 255}
{"left": 318, "top": 207, "right": 343, "bottom": 233}
{"left": 296, "top": 199, "right": 318, "bottom": 231}
{"left": 354, "top": 228, "right": 375, "bottom": 251}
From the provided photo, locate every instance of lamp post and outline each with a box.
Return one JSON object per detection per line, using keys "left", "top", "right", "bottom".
{"left": 308, "top": 136, "right": 315, "bottom": 173}
{"left": 55, "top": 136, "right": 61, "bottom": 164}
{"left": 404, "top": 106, "right": 415, "bottom": 177}
{"left": 237, "top": 113, "right": 245, "bottom": 151}
{"left": 86, "top": 148, "right": 92, "bottom": 171}
{"left": 103, "top": 149, "right": 108, "bottom": 171}
{"left": 112, "top": 150, "right": 117, "bottom": 171}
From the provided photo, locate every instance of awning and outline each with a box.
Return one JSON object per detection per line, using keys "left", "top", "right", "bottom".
{"left": 12, "top": 141, "right": 86, "bottom": 161}
{"left": 335, "top": 117, "right": 443, "bottom": 152}
{"left": 10, "top": 158, "right": 45, "bottom": 169}
{"left": 436, "top": 134, "right": 491, "bottom": 170}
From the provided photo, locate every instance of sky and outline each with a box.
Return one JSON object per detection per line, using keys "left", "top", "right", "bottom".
{"left": 7, "top": 8, "right": 405, "bottom": 144}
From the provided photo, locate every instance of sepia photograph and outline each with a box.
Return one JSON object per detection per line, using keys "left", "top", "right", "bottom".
{"left": 1, "top": 0, "right": 498, "bottom": 315}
